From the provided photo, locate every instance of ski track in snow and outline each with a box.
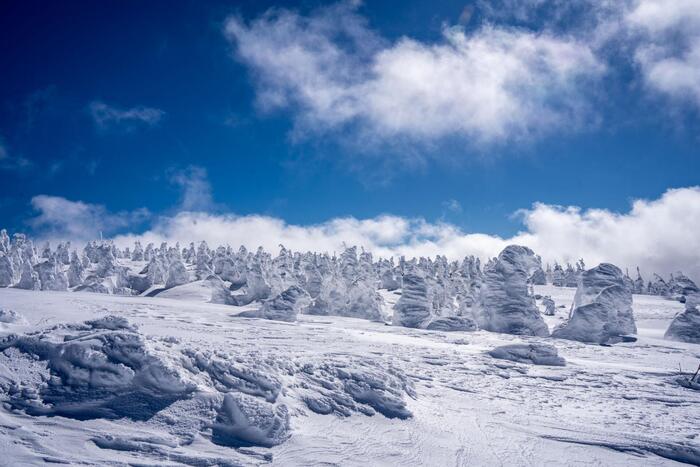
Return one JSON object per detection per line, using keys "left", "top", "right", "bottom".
{"left": 0, "top": 285, "right": 698, "bottom": 466}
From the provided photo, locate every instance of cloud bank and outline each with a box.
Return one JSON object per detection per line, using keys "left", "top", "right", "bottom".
{"left": 225, "top": 0, "right": 700, "bottom": 154}
{"left": 29, "top": 195, "right": 150, "bottom": 241}
{"left": 225, "top": 3, "right": 604, "bottom": 145}
{"left": 25, "top": 187, "right": 700, "bottom": 283}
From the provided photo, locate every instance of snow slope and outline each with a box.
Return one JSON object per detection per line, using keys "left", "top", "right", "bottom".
{"left": 0, "top": 286, "right": 698, "bottom": 466}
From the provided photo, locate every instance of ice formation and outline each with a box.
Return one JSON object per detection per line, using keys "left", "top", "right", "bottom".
{"left": 477, "top": 246, "right": 549, "bottom": 337}
{"left": 552, "top": 263, "right": 636, "bottom": 344}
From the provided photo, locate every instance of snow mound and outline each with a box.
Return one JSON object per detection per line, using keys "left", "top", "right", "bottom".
{"left": 296, "top": 357, "right": 415, "bottom": 420}
{"left": 477, "top": 245, "right": 549, "bottom": 337}
{"left": 552, "top": 263, "right": 636, "bottom": 344}
{"left": 181, "top": 349, "right": 283, "bottom": 403}
{"left": 0, "top": 316, "right": 195, "bottom": 420}
{"left": 665, "top": 293, "right": 700, "bottom": 343}
{"left": 488, "top": 343, "right": 566, "bottom": 366}
{"left": 0, "top": 308, "right": 25, "bottom": 324}
{"left": 212, "top": 392, "right": 290, "bottom": 448}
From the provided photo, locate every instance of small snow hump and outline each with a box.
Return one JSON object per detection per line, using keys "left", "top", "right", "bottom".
{"left": 488, "top": 343, "right": 566, "bottom": 366}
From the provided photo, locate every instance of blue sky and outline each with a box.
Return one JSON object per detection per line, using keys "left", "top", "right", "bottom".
{"left": 1, "top": 0, "right": 699, "bottom": 276}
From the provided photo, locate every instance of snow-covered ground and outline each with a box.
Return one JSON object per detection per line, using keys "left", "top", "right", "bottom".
{"left": 1, "top": 285, "right": 698, "bottom": 466}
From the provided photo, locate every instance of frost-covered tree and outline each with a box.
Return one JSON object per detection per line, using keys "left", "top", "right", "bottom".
{"left": 165, "top": 259, "right": 189, "bottom": 288}
{"left": 477, "top": 245, "right": 549, "bottom": 337}
{"left": 552, "top": 263, "right": 636, "bottom": 344}
{"left": 0, "top": 252, "right": 13, "bottom": 287}
{"left": 393, "top": 269, "right": 433, "bottom": 328}
{"left": 131, "top": 241, "right": 144, "bottom": 261}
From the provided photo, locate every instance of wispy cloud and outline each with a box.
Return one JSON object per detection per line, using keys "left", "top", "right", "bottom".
{"left": 626, "top": 0, "right": 700, "bottom": 108}
{"left": 168, "top": 165, "right": 217, "bottom": 212}
{"left": 224, "top": 3, "right": 604, "bottom": 149}
{"left": 442, "top": 199, "right": 463, "bottom": 214}
{"left": 88, "top": 100, "right": 165, "bottom": 130}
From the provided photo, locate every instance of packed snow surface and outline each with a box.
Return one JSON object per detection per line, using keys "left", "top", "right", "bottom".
{"left": 0, "top": 285, "right": 699, "bottom": 466}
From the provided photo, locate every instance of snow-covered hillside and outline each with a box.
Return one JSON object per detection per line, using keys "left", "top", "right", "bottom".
{"left": 0, "top": 285, "right": 698, "bottom": 466}
{"left": 1, "top": 231, "right": 699, "bottom": 465}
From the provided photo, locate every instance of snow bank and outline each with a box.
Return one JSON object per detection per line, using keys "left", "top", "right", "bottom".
{"left": 426, "top": 316, "right": 477, "bottom": 332}
{"left": 0, "top": 316, "right": 195, "bottom": 420}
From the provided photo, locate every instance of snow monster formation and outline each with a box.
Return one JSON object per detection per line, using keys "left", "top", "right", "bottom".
{"left": 239, "top": 285, "right": 311, "bottom": 322}
{"left": 664, "top": 293, "right": 700, "bottom": 343}
{"left": 392, "top": 269, "right": 433, "bottom": 328}
{"left": 552, "top": 263, "right": 636, "bottom": 344}
{"left": 477, "top": 245, "right": 549, "bottom": 337}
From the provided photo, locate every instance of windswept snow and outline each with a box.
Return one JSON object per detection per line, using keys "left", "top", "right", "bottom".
{"left": 0, "top": 285, "right": 698, "bottom": 465}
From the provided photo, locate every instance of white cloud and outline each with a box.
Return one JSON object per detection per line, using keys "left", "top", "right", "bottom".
{"left": 625, "top": 0, "right": 700, "bottom": 107}
{"left": 29, "top": 195, "right": 150, "bottom": 242}
{"left": 89, "top": 101, "right": 165, "bottom": 129}
{"left": 225, "top": 3, "right": 604, "bottom": 146}
{"left": 103, "top": 186, "right": 700, "bottom": 283}
{"left": 25, "top": 178, "right": 700, "bottom": 282}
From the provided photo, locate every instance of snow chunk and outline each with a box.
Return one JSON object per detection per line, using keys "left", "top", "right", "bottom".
{"left": 0, "top": 308, "right": 25, "bottom": 324}
{"left": 488, "top": 343, "right": 566, "bottom": 366}
{"left": 426, "top": 316, "right": 477, "bottom": 332}
{"left": 0, "top": 316, "right": 195, "bottom": 420}
{"left": 296, "top": 357, "right": 415, "bottom": 420}
{"left": 212, "top": 393, "right": 290, "bottom": 448}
